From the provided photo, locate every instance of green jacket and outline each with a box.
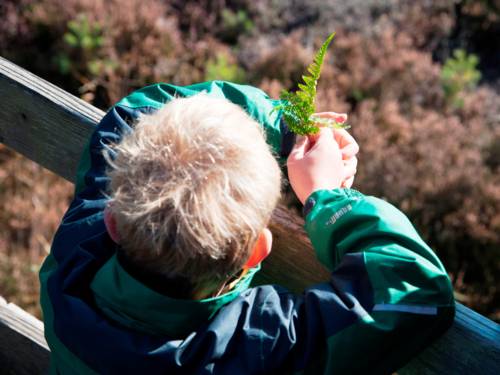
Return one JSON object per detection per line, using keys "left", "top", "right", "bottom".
{"left": 40, "top": 81, "right": 455, "bottom": 374}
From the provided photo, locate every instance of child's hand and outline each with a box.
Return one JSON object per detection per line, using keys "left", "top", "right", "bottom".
{"left": 312, "top": 112, "right": 359, "bottom": 189}
{"left": 287, "top": 127, "right": 343, "bottom": 204}
{"left": 336, "top": 127, "right": 358, "bottom": 188}
{"left": 287, "top": 113, "right": 358, "bottom": 204}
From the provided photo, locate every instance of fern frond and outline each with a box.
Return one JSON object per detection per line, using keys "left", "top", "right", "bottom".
{"left": 310, "top": 115, "right": 350, "bottom": 130}
{"left": 274, "top": 33, "right": 342, "bottom": 135}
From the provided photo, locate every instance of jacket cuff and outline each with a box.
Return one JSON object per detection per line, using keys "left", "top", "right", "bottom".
{"left": 303, "top": 189, "right": 364, "bottom": 219}
{"left": 279, "top": 116, "right": 296, "bottom": 159}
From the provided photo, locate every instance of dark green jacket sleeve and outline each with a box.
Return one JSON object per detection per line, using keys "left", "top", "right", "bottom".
{"left": 302, "top": 188, "right": 455, "bottom": 373}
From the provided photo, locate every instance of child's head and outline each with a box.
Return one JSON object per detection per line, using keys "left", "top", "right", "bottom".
{"left": 104, "top": 93, "right": 281, "bottom": 297}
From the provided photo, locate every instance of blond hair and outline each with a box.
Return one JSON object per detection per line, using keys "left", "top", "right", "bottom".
{"left": 105, "top": 94, "right": 281, "bottom": 292}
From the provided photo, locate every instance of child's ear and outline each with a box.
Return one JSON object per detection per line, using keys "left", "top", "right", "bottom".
{"left": 104, "top": 207, "right": 120, "bottom": 244}
{"left": 243, "top": 228, "right": 273, "bottom": 269}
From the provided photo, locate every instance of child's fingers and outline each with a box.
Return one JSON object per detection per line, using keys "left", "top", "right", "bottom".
{"left": 309, "top": 128, "right": 338, "bottom": 153}
{"left": 344, "top": 156, "right": 357, "bottom": 172}
{"left": 341, "top": 144, "right": 359, "bottom": 160}
{"left": 341, "top": 156, "right": 357, "bottom": 188}
{"left": 287, "top": 128, "right": 345, "bottom": 203}
{"left": 333, "top": 129, "right": 359, "bottom": 153}
{"left": 343, "top": 158, "right": 357, "bottom": 179}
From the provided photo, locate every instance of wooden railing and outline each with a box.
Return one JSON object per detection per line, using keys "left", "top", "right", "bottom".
{"left": 0, "top": 56, "right": 498, "bottom": 374}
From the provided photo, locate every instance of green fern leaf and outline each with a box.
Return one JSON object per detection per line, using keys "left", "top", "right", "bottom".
{"left": 273, "top": 33, "right": 348, "bottom": 135}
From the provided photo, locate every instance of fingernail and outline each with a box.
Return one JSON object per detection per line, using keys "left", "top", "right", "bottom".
{"left": 337, "top": 113, "right": 348, "bottom": 122}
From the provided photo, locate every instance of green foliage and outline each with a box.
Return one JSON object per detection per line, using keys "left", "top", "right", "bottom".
{"left": 56, "top": 13, "right": 117, "bottom": 80}
{"left": 218, "top": 8, "right": 255, "bottom": 43}
{"left": 56, "top": 54, "right": 72, "bottom": 75}
{"left": 351, "top": 88, "right": 367, "bottom": 102}
{"left": 441, "top": 49, "right": 481, "bottom": 108}
{"left": 274, "top": 33, "right": 348, "bottom": 135}
{"left": 56, "top": 14, "right": 107, "bottom": 75}
{"left": 205, "top": 53, "right": 246, "bottom": 83}
{"left": 64, "top": 14, "right": 103, "bottom": 51}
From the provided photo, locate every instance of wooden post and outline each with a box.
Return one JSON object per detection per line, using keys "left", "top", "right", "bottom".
{"left": 0, "top": 56, "right": 499, "bottom": 374}
{"left": 0, "top": 296, "right": 50, "bottom": 374}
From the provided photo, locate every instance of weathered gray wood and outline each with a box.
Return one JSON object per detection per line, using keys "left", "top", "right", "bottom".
{"left": 0, "top": 56, "right": 499, "bottom": 374}
{"left": 400, "top": 303, "right": 500, "bottom": 374}
{"left": 0, "top": 56, "right": 102, "bottom": 182}
{"left": 0, "top": 296, "right": 50, "bottom": 374}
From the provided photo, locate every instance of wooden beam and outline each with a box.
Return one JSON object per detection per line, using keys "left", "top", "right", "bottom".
{"left": 0, "top": 296, "right": 50, "bottom": 374}
{"left": 399, "top": 303, "right": 500, "bottom": 375}
{"left": 0, "top": 57, "right": 102, "bottom": 182}
{"left": 0, "top": 56, "right": 499, "bottom": 374}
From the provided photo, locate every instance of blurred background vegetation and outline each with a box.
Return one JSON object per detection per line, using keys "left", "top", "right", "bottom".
{"left": 0, "top": 0, "right": 498, "bottom": 321}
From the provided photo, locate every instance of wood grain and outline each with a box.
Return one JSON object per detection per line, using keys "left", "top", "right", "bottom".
{"left": 400, "top": 303, "right": 500, "bottom": 374}
{"left": 0, "top": 56, "right": 499, "bottom": 374}
{"left": 0, "top": 296, "right": 50, "bottom": 374}
{"left": 0, "top": 57, "right": 102, "bottom": 182}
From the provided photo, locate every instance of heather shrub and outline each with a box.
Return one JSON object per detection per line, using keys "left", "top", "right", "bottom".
{"left": 249, "top": 0, "right": 455, "bottom": 45}
{"left": 0, "top": 146, "right": 73, "bottom": 317}
{"left": 169, "top": 0, "right": 248, "bottom": 41}
{"left": 245, "top": 32, "right": 310, "bottom": 89}
{"left": 30, "top": 0, "right": 187, "bottom": 105}
{"left": 1, "top": 0, "right": 236, "bottom": 107}
{"left": 0, "top": 0, "right": 32, "bottom": 52}
{"left": 330, "top": 29, "right": 446, "bottom": 112}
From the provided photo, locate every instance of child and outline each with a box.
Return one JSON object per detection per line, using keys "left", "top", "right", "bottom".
{"left": 40, "top": 81, "right": 455, "bottom": 374}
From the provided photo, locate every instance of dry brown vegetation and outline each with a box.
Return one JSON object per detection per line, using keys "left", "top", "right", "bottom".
{"left": 0, "top": 0, "right": 499, "bottom": 320}
{"left": 0, "top": 146, "right": 73, "bottom": 317}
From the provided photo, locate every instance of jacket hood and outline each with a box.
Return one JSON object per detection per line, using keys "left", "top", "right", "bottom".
{"left": 91, "top": 252, "right": 260, "bottom": 337}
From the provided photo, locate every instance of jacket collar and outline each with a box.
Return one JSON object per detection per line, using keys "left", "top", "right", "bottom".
{"left": 90, "top": 253, "right": 259, "bottom": 337}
